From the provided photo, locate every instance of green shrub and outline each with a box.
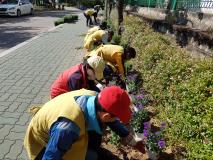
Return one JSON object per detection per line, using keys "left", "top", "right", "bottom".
{"left": 112, "top": 34, "right": 121, "bottom": 45}
{"left": 64, "top": 14, "right": 78, "bottom": 23}
{"left": 54, "top": 18, "right": 64, "bottom": 26}
{"left": 80, "top": 0, "right": 103, "bottom": 8}
{"left": 118, "top": 16, "right": 213, "bottom": 158}
{"left": 54, "top": 14, "right": 78, "bottom": 26}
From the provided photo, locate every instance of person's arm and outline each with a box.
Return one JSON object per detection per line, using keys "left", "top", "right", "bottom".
{"left": 112, "top": 52, "right": 125, "bottom": 78}
{"left": 67, "top": 71, "right": 83, "bottom": 91}
{"left": 42, "top": 118, "right": 80, "bottom": 160}
{"left": 88, "top": 80, "right": 100, "bottom": 93}
{"left": 101, "top": 33, "right": 109, "bottom": 44}
{"left": 106, "top": 119, "right": 129, "bottom": 137}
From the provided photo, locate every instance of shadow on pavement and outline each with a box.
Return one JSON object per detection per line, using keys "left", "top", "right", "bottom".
{"left": 0, "top": 26, "right": 39, "bottom": 50}
{"left": 0, "top": 9, "right": 81, "bottom": 24}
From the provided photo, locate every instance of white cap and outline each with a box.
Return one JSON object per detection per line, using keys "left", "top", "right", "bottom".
{"left": 87, "top": 55, "right": 105, "bottom": 80}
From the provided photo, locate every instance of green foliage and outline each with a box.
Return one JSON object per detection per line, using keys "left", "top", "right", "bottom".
{"left": 207, "top": 27, "right": 213, "bottom": 34}
{"left": 144, "top": 122, "right": 166, "bottom": 154}
{"left": 64, "top": 14, "right": 78, "bottom": 23}
{"left": 112, "top": 34, "right": 121, "bottom": 45}
{"left": 131, "top": 109, "right": 150, "bottom": 133}
{"left": 107, "top": 19, "right": 116, "bottom": 33}
{"left": 79, "top": 0, "right": 103, "bottom": 8}
{"left": 109, "top": 129, "right": 121, "bottom": 146}
{"left": 125, "top": 62, "right": 133, "bottom": 72}
{"left": 54, "top": 14, "right": 78, "bottom": 26}
{"left": 54, "top": 18, "right": 64, "bottom": 26}
{"left": 119, "top": 16, "right": 213, "bottom": 158}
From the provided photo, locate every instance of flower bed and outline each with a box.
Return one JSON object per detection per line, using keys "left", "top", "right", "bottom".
{"left": 118, "top": 16, "right": 213, "bottom": 159}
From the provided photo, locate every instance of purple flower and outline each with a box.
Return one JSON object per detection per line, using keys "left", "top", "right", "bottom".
{"left": 161, "top": 122, "right": 166, "bottom": 129}
{"left": 136, "top": 104, "right": 144, "bottom": 110}
{"left": 132, "top": 74, "right": 137, "bottom": 80}
{"left": 143, "top": 129, "right": 149, "bottom": 137}
{"left": 127, "top": 76, "right": 132, "bottom": 81}
{"left": 143, "top": 122, "right": 150, "bottom": 129}
{"left": 158, "top": 140, "right": 166, "bottom": 148}
{"left": 155, "top": 131, "right": 161, "bottom": 136}
{"left": 136, "top": 95, "right": 144, "bottom": 100}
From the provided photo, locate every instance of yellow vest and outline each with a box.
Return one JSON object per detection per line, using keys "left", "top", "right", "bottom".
{"left": 85, "top": 9, "right": 95, "bottom": 16}
{"left": 24, "top": 89, "right": 96, "bottom": 160}
{"left": 85, "top": 44, "right": 123, "bottom": 62}
{"left": 85, "top": 45, "right": 124, "bottom": 74}
{"left": 84, "top": 30, "right": 106, "bottom": 51}
{"left": 84, "top": 26, "right": 100, "bottom": 42}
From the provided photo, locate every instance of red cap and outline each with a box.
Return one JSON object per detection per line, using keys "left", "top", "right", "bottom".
{"left": 98, "top": 86, "right": 131, "bottom": 124}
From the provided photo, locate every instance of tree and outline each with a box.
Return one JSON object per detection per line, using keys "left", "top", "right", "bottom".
{"left": 117, "top": 0, "right": 124, "bottom": 35}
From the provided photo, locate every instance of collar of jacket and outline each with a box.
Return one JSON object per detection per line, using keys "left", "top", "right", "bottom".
{"left": 75, "top": 95, "right": 102, "bottom": 135}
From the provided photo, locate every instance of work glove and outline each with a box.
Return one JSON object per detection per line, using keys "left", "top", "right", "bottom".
{"left": 127, "top": 132, "right": 146, "bottom": 154}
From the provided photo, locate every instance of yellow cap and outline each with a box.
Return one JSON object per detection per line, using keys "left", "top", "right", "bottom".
{"left": 87, "top": 55, "right": 105, "bottom": 80}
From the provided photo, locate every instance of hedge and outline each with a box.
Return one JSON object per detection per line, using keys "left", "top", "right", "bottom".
{"left": 120, "top": 16, "right": 213, "bottom": 159}
{"left": 54, "top": 14, "right": 78, "bottom": 26}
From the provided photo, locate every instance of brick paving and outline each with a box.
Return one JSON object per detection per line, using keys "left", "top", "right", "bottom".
{"left": 0, "top": 8, "right": 89, "bottom": 160}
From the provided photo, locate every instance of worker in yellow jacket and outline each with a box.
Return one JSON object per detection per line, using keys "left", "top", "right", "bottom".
{"left": 24, "top": 86, "right": 135, "bottom": 160}
{"left": 84, "top": 21, "right": 108, "bottom": 42}
{"left": 85, "top": 44, "right": 136, "bottom": 79}
{"left": 83, "top": 9, "right": 97, "bottom": 26}
{"left": 84, "top": 29, "right": 114, "bottom": 51}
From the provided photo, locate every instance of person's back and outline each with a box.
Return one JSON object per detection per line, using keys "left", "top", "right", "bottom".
{"left": 85, "top": 9, "right": 95, "bottom": 16}
{"left": 86, "top": 44, "right": 124, "bottom": 63}
{"left": 24, "top": 89, "right": 97, "bottom": 160}
{"left": 51, "top": 56, "right": 105, "bottom": 99}
{"left": 84, "top": 26, "right": 100, "bottom": 42}
{"left": 84, "top": 30, "right": 107, "bottom": 51}
{"left": 50, "top": 64, "right": 87, "bottom": 99}
{"left": 85, "top": 44, "right": 136, "bottom": 78}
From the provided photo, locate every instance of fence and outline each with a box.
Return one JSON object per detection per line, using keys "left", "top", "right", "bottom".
{"left": 124, "top": 0, "right": 213, "bottom": 10}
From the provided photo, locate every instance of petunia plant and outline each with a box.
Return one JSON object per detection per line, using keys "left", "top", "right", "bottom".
{"left": 135, "top": 92, "right": 149, "bottom": 107}
{"left": 143, "top": 122, "right": 166, "bottom": 154}
{"left": 131, "top": 108, "right": 150, "bottom": 133}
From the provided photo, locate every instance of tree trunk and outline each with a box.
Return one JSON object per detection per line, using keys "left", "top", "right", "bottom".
{"left": 105, "top": 0, "right": 108, "bottom": 20}
{"left": 117, "top": 0, "right": 124, "bottom": 35}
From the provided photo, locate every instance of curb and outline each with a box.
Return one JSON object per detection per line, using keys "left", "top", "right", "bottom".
{"left": 0, "top": 23, "right": 64, "bottom": 58}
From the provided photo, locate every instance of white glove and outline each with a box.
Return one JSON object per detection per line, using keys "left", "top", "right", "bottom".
{"left": 129, "top": 131, "right": 144, "bottom": 146}
{"left": 96, "top": 83, "right": 104, "bottom": 90}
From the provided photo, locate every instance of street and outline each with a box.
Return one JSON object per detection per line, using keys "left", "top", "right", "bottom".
{"left": 0, "top": 9, "right": 79, "bottom": 53}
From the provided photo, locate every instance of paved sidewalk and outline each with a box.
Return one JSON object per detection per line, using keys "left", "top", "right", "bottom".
{"left": 0, "top": 9, "right": 88, "bottom": 160}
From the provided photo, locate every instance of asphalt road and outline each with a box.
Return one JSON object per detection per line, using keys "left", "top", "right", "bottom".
{"left": 0, "top": 9, "right": 80, "bottom": 53}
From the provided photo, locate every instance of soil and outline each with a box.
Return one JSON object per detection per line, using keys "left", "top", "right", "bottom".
{"left": 100, "top": 106, "right": 175, "bottom": 160}
{"left": 101, "top": 136, "right": 175, "bottom": 160}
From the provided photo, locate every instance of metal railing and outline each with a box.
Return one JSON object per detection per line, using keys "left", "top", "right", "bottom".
{"left": 175, "top": 0, "right": 213, "bottom": 9}
{"left": 124, "top": 0, "right": 213, "bottom": 10}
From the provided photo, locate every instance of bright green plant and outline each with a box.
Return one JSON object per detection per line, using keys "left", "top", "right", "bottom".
{"left": 131, "top": 109, "right": 150, "bottom": 133}
{"left": 112, "top": 15, "right": 213, "bottom": 158}
{"left": 112, "top": 34, "right": 121, "bottom": 45}
{"left": 109, "top": 129, "right": 121, "bottom": 146}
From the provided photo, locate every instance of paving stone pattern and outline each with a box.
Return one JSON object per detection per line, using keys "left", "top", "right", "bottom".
{"left": 0, "top": 10, "right": 88, "bottom": 160}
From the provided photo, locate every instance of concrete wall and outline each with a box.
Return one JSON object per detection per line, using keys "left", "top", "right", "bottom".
{"left": 125, "top": 5, "right": 213, "bottom": 30}
{"left": 187, "top": 12, "right": 213, "bottom": 30}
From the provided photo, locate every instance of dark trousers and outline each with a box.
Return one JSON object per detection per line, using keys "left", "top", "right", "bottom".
{"left": 87, "top": 131, "right": 119, "bottom": 160}
{"left": 84, "top": 13, "right": 93, "bottom": 26}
